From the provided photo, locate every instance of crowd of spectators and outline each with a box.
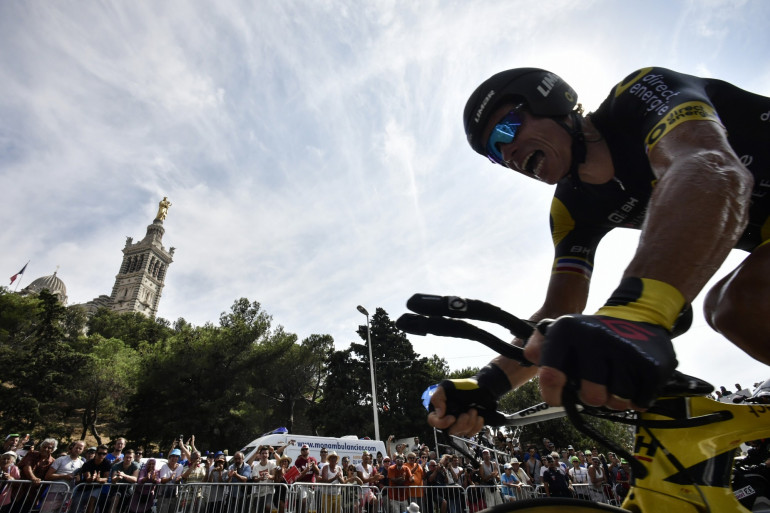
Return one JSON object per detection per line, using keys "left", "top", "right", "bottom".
{"left": 2, "top": 381, "right": 768, "bottom": 513}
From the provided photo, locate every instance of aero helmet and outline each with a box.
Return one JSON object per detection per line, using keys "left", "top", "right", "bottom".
{"left": 463, "top": 68, "right": 578, "bottom": 158}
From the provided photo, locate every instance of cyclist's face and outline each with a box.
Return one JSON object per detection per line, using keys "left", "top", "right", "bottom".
{"left": 482, "top": 103, "right": 572, "bottom": 185}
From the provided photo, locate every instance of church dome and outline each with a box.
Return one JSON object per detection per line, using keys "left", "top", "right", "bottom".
{"left": 21, "top": 271, "right": 69, "bottom": 305}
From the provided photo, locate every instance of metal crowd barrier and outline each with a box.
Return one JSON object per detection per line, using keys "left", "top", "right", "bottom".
{"left": 0, "top": 479, "right": 622, "bottom": 513}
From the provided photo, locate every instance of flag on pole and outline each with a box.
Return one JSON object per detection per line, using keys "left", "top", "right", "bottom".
{"left": 9, "top": 262, "right": 28, "bottom": 285}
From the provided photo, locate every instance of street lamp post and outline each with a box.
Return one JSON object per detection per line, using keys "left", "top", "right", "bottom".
{"left": 357, "top": 305, "right": 381, "bottom": 441}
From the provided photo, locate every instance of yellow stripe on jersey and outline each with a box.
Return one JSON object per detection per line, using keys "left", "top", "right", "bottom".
{"left": 550, "top": 197, "right": 575, "bottom": 248}
{"left": 596, "top": 278, "right": 685, "bottom": 331}
{"left": 451, "top": 378, "right": 479, "bottom": 391}
{"left": 613, "top": 68, "right": 652, "bottom": 98}
{"left": 645, "top": 101, "right": 722, "bottom": 153}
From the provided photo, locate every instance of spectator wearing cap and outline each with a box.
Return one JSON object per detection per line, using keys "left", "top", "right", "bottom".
{"left": 2, "top": 435, "right": 20, "bottom": 454}
{"left": 84, "top": 447, "right": 97, "bottom": 462}
{"left": 158, "top": 449, "right": 185, "bottom": 513}
{"left": 273, "top": 454, "right": 293, "bottom": 513}
{"left": 205, "top": 452, "right": 228, "bottom": 513}
{"left": 0, "top": 451, "right": 21, "bottom": 512}
{"left": 568, "top": 456, "right": 589, "bottom": 500}
{"left": 294, "top": 444, "right": 319, "bottom": 513}
{"left": 319, "top": 452, "right": 343, "bottom": 513}
{"left": 509, "top": 459, "right": 529, "bottom": 487}
{"left": 500, "top": 463, "right": 521, "bottom": 501}
{"left": 542, "top": 455, "right": 571, "bottom": 498}
{"left": 479, "top": 448, "right": 502, "bottom": 506}
{"left": 614, "top": 459, "right": 631, "bottom": 500}
{"left": 387, "top": 455, "right": 412, "bottom": 513}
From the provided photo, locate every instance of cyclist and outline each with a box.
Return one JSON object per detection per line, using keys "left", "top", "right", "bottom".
{"left": 429, "top": 66, "right": 770, "bottom": 435}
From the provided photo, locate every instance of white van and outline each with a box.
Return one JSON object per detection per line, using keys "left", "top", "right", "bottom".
{"left": 239, "top": 433, "right": 386, "bottom": 466}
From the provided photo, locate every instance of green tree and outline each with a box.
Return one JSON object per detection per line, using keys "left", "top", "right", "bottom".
{"left": 314, "top": 308, "right": 437, "bottom": 442}
{"left": 263, "top": 334, "right": 334, "bottom": 434}
{"left": 125, "top": 298, "right": 295, "bottom": 451}
{"left": 71, "top": 336, "right": 140, "bottom": 444}
{"left": 0, "top": 289, "right": 87, "bottom": 437}
{"left": 87, "top": 308, "right": 173, "bottom": 348}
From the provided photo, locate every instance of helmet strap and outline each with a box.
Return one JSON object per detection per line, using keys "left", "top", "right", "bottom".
{"left": 555, "top": 111, "right": 587, "bottom": 189}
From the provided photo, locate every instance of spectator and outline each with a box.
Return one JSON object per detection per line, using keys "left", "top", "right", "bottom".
{"left": 614, "top": 459, "right": 632, "bottom": 500}
{"left": 500, "top": 463, "right": 521, "bottom": 501}
{"left": 106, "top": 438, "right": 126, "bottom": 464}
{"left": 551, "top": 452, "right": 568, "bottom": 475}
{"left": 386, "top": 455, "right": 412, "bottom": 513}
{"left": 320, "top": 452, "right": 344, "bottom": 513}
{"left": 107, "top": 449, "right": 140, "bottom": 513}
{"left": 205, "top": 453, "right": 228, "bottom": 513}
{"left": 251, "top": 446, "right": 276, "bottom": 513}
{"left": 1, "top": 436, "right": 19, "bottom": 455}
{"left": 318, "top": 447, "right": 330, "bottom": 470}
{"left": 423, "top": 459, "right": 446, "bottom": 513}
{"left": 524, "top": 450, "right": 541, "bottom": 485}
{"left": 13, "top": 438, "right": 57, "bottom": 513}
{"left": 273, "top": 455, "right": 292, "bottom": 513}
{"left": 509, "top": 459, "right": 529, "bottom": 487}
{"left": 542, "top": 456, "right": 571, "bottom": 498}
{"left": 226, "top": 451, "right": 251, "bottom": 513}
{"left": 181, "top": 451, "right": 207, "bottom": 513}
{"left": 84, "top": 447, "right": 97, "bottom": 462}
{"left": 294, "top": 444, "right": 319, "bottom": 513}
{"left": 568, "top": 456, "right": 589, "bottom": 500}
{"left": 448, "top": 456, "right": 463, "bottom": 485}
{"left": 78, "top": 444, "right": 112, "bottom": 513}
{"left": 462, "top": 465, "right": 485, "bottom": 513}
{"left": 434, "top": 455, "right": 460, "bottom": 513}
{"left": 158, "top": 449, "right": 184, "bottom": 513}
{"left": 478, "top": 449, "right": 502, "bottom": 506}
{"left": 404, "top": 452, "right": 424, "bottom": 512}
{"left": 129, "top": 459, "right": 160, "bottom": 513}
{"left": 44, "top": 441, "right": 85, "bottom": 513}
{"left": 355, "top": 452, "right": 380, "bottom": 512}
{"left": 0, "top": 451, "right": 21, "bottom": 513}
{"left": 587, "top": 456, "right": 607, "bottom": 502}
{"left": 377, "top": 456, "right": 391, "bottom": 489}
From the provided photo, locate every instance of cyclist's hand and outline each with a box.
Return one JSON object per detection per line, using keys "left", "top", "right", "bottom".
{"left": 427, "top": 380, "right": 494, "bottom": 436}
{"left": 525, "top": 314, "right": 677, "bottom": 411}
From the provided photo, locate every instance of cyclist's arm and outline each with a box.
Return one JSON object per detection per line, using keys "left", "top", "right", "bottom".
{"left": 627, "top": 119, "right": 751, "bottom": 299}
{"left": 535, "top": 119, "right": 752, "bottom": 409}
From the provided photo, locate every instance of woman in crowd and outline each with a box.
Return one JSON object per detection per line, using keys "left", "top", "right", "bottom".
{"left": 129, "top": 459, "right": 160, "bottom": 513}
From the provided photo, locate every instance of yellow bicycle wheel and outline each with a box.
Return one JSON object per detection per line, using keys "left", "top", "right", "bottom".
{"left": 483, "top": 498, "right": 628, "bottom": 512}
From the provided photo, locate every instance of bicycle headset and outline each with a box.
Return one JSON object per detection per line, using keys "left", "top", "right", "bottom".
{"left": 463, "top": 67, "right": 587, "bottom": 187}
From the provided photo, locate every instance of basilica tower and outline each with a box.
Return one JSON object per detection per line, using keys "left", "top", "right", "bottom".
{"left": 109, "top": 197, "right": 174, "bottom": 318}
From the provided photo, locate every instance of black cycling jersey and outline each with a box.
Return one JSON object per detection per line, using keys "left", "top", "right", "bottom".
{"left": 550, "top": 66, "right": 770, "bottom": 281}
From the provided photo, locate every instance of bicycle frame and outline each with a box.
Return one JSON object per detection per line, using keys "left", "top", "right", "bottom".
{"left": 398, "top": 293, "right": 769, "bottom": 512}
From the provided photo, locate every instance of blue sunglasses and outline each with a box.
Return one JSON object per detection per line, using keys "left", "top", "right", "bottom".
{"left": 486, "top": 108, "right": 524, "bottom": 165}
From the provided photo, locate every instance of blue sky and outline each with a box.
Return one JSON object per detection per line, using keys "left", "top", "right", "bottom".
{"left": 2, "top": 0, "right": 769, "bottom": 391}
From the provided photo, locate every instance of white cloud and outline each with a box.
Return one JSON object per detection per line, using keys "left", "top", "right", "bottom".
{"left": 2, "top": 0, "right": 769, "bottom": 394}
